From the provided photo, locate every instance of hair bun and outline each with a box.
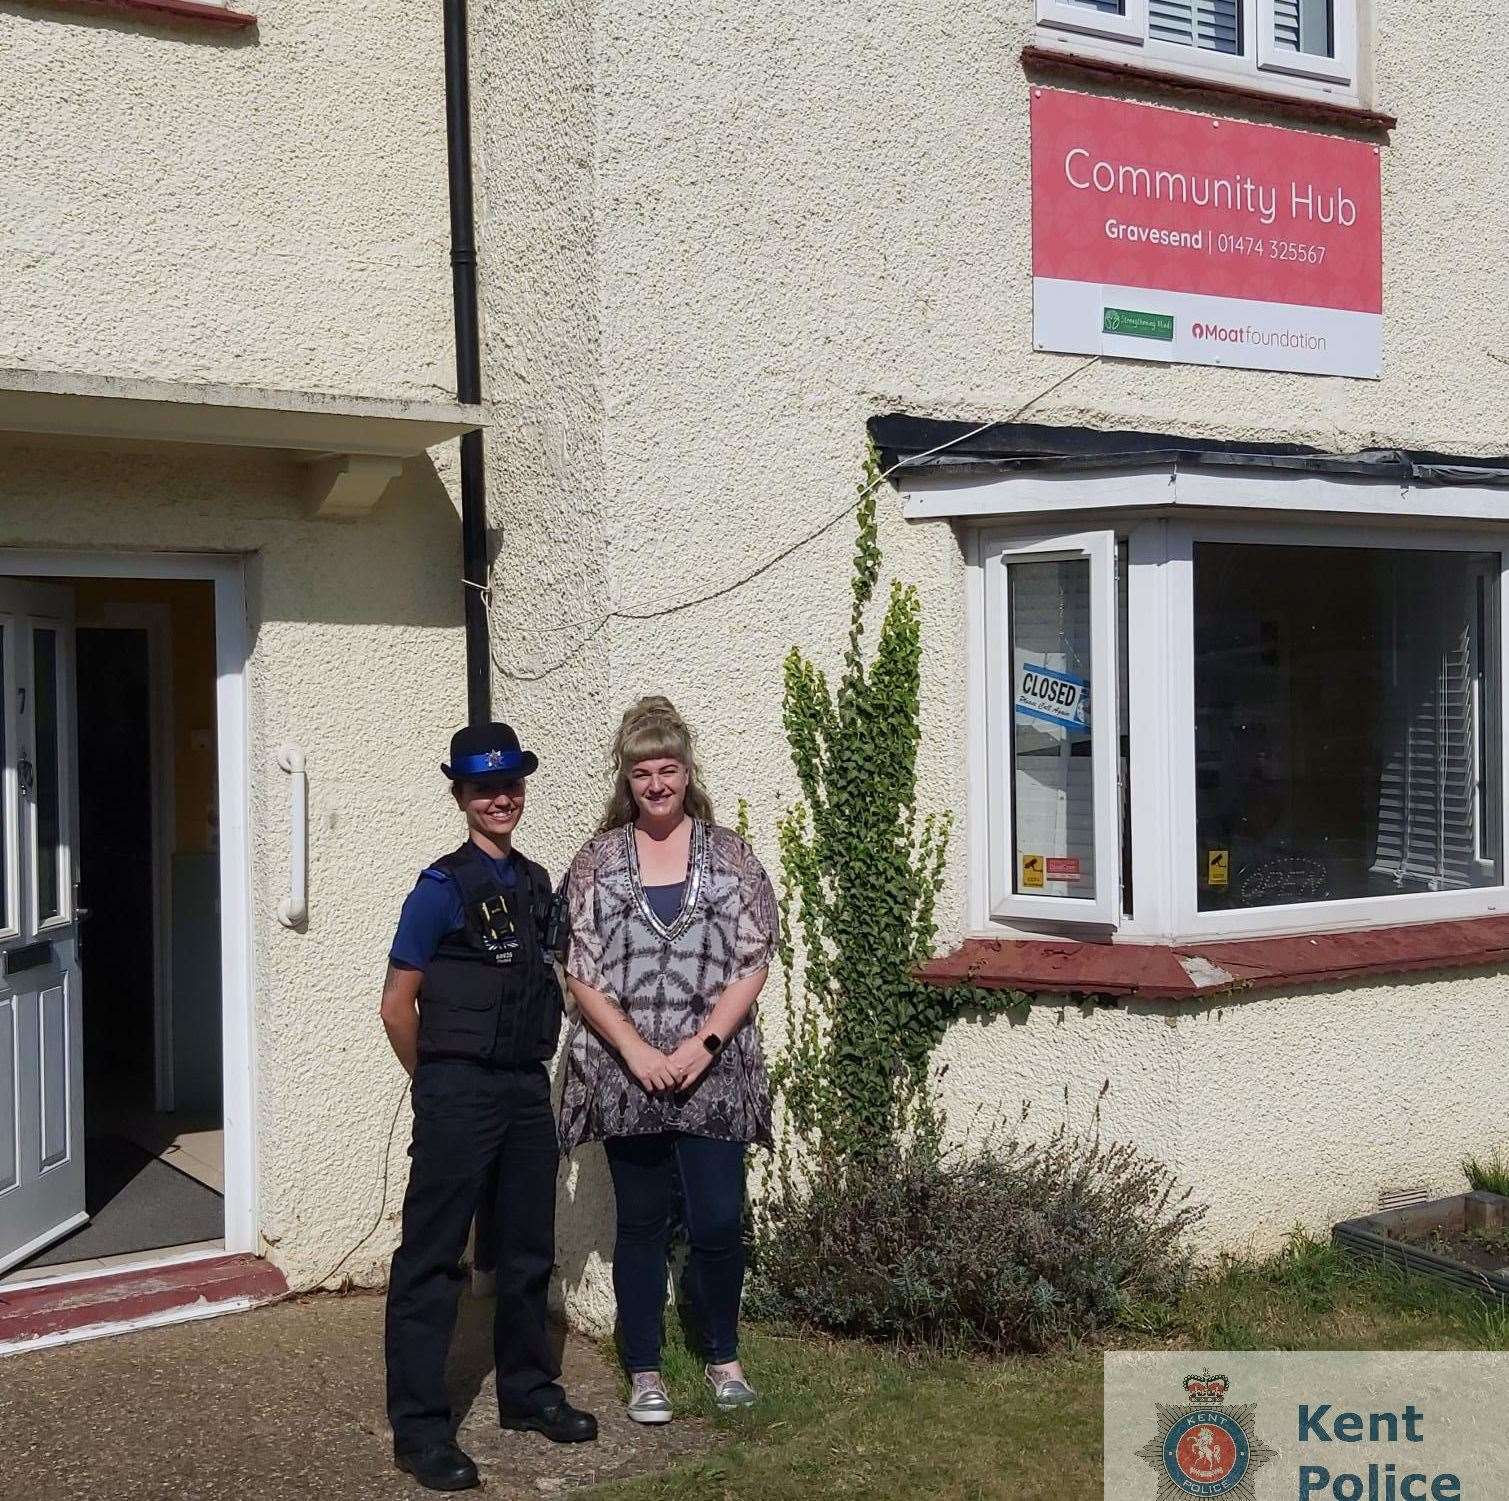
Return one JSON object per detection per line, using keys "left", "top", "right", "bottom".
{"left": 620, "top": 694, "right": 684, "bottom": 732}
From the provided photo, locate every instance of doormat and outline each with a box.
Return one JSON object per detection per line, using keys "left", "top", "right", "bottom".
{"left": 28, "top": 1136, "right": 224, "bottom": 1269}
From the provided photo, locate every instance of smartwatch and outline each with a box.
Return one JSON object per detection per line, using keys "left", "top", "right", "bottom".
{"left": 701, "top": 1032, "right": 723, "bottom": 1055}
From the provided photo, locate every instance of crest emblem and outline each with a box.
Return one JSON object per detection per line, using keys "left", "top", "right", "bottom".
{"left": 1134, "top": 1371, "right": 1277, "bottom": 1499}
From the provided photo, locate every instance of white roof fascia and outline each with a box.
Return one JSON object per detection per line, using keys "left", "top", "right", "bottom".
{"left": 900, "top": 463, "right": 1509, "bottom": 525}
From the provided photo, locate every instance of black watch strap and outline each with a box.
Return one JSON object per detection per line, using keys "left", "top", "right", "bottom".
{"left": 702, "top": 1032, "right": 723, "bottom": 1055}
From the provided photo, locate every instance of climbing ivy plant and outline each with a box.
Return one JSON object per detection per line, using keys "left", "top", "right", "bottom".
{"left": 771, "top": 446, "right": 1024, "bottom": 1170}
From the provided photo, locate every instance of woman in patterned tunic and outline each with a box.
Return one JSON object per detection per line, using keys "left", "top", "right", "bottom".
{"left": 559, "top": 696, "right": 777, "bottom": 1425}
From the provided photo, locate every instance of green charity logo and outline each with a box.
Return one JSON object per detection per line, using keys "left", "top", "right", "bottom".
{"left": 1103, "top": 306, "right": 1175, "bottom": 341}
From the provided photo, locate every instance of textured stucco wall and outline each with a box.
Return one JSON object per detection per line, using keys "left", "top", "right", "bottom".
{"left": 0, "top": 0, "right": 452, "bottom": 398}
{"left": 0, "top": 437, "right": 465, "bottom": 1288}
{"left": 934, "top": 969, "right": 1509, "bottom": 1257}
{"left": 472, "top": 0, "right": 1509, "bottom": 1330}
{"left": 1, "top": 0, "right": 468, "bottom": 1288}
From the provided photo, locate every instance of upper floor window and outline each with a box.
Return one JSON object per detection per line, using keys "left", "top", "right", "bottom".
{"left": 1035, "top": 0, "right": 1360, "bottom": 102}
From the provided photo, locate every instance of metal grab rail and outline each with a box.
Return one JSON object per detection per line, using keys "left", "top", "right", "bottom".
{"left": 277, "top": 745, "right": 308, "bottom": 928}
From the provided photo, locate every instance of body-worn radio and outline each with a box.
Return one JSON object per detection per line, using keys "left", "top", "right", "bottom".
{"left": 543, "top": 875, "right": 570, "bottom": 964}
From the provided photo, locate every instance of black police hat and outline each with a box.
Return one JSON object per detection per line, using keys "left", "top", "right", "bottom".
{"left": 441, "top": 722, "right": 540, "bottom": 782}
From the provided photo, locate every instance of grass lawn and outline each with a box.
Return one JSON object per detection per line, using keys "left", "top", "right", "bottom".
{"left": 583, "top": 1235, "right": 1509, "bottom": 1501}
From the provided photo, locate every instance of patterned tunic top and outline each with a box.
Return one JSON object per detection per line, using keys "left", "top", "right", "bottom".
{"left": 558, "top": 819, "right": 778, "bottom": 1149}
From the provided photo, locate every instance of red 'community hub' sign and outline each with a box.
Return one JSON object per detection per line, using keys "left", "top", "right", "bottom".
{"left": 1031, "top": 89, "right": 1383, "bottom": 378}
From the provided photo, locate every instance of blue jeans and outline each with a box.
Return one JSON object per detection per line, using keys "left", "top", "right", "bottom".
{"left": 604, "top": 1132, "right": 747, "bottom": 1372}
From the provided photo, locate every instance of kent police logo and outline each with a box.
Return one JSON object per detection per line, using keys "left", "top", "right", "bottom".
{"left": 1134, "top": 1372, "right": 1277, "bottom": 1499}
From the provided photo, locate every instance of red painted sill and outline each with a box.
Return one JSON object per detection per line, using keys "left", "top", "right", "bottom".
{"left": 0, "top": 1254, "right": 286, "bottom": 1347}
{"left": 47, "top": 0, "right": 257, "bottom": 27}
{"left": 916, "top": 914, "right": 1509, "bottom": 1002}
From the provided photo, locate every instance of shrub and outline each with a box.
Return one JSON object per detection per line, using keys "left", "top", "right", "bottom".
{"left": 748, "top": 1125, "right": 1206, "bottom": 1355}
{"left": 1463, "top": 1149, "right": 1509, "bottom": 1197}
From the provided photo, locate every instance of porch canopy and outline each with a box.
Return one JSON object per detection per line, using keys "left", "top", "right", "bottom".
{"left": 0, "top": 368, "right": 484, "bottom": 519}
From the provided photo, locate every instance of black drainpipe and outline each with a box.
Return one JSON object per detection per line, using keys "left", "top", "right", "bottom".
{"left": 443, "top": 0, "right": 491, "bottom": 724}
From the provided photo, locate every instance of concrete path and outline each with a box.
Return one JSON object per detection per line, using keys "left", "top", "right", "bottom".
{"left": 0, "top": 1291, "right": 713, "bottom": 1500}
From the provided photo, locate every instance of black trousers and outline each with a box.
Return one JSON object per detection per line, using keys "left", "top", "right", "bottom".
{"left": 385, "top": 1059, "right": 563, "bottom": 1453}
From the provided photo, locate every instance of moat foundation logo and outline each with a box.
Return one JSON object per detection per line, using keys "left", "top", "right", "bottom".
{"left": 1105, "top": 1353, "right": 1509, "bottom": 1501}
{"left": 1133, "top": 1370, "right": 1277, "bottom": 1498}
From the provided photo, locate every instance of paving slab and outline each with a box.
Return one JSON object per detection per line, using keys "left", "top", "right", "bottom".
{"left": 0, "top": 1290, "right": 715, "bottom": 1500}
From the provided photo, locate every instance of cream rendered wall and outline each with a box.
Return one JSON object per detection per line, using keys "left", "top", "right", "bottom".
{"left": 475, "top": 2, "right": 1509, "bottom": 1327}
{"left": 3, "top": 0, "right": 469, "bottom": 1288}
{"left": 469, "top": 0, "right": 621, "bottom": 1327}
{"left": 1, "top": 0, "right": 452, "bottom": 399}
{"left": 934, "top": 970, "right": 1509, "bottom": 1257}
{"left": 0, "top": 437, "right": 466, "bottom": 1289}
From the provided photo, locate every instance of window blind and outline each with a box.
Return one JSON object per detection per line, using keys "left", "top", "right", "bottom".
{"left": 1068, "top": 0, "right": 1125, "bottom": 12}
{"left": 1149, "top": 0, "right": 1240, "bottom": 53}
{"left": 1272, "top": 0, "right": 1333, "bottom": 56}
{"left": 1373, "top": 574, "right": 1484, "bottom": 892}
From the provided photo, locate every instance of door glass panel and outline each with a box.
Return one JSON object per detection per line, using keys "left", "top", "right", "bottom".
{"left": 1010, "top": 558, "right": 1097, "bottom": 900}
{"left": 1194, "top": 543, "right": 1502, "bottom": 911}
{"left": 33, "top": 627, "right": 61, "bottom": 923}
{"left": 0, "top": 624, "right": 7, "bottom": 931}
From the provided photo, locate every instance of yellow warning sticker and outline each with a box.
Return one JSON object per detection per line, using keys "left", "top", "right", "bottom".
{"left": 1208, "top": 849, "right": 1230, "bottom": 888}
{"left": 1022, "top": 853, "right": 1045, "bottom": 889}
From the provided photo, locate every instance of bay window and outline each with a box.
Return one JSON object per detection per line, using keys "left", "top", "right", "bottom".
{"left": 1034, "top": 0, "right": 1361, "bottom": 101}
{"left": 973, "top": 514, "right": 1509, "bottom": 942}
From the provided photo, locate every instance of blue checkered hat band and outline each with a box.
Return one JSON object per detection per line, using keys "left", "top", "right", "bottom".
{"left": 451, "top": 749, "right": 528, "bottom": 776}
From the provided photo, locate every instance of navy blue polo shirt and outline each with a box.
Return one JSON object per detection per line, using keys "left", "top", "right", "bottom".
{"left": 389, "top": 847, "right": 518, "bottom": 973}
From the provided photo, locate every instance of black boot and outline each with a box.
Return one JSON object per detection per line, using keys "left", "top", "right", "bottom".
{"left": 394, "top": 1440, "right": 480, "bottom": 1491}
{"left": 499, "top": 1398, "right": 598, "bottom": 1443}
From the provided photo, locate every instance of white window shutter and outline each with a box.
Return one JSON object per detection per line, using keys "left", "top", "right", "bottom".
{"left": 1271, "top": 0, "right": 1302, "bottom": 49}
{"left": 1150, "top": 0, "right": 1240, "bottom": 53}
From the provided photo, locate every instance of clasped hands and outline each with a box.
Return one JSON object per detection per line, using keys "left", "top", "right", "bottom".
{"left": 622, "top": 1034, "right": 715, "bottom": 1095}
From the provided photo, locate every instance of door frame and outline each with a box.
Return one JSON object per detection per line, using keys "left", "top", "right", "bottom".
{"left": 0, "top": 551, "right": 254, "bottom": 1257}
{"left": 74, "top": 605, "right": 177, "bottom": 1113}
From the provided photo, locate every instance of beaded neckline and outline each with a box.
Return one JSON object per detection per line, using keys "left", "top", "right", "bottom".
{"left": 625, "top": 818, "right": 707, "bottom": 943}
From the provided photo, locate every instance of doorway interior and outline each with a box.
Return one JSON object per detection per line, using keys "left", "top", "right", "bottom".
{"left": 0, "top": 570, "right": 239, "bottom": 1285}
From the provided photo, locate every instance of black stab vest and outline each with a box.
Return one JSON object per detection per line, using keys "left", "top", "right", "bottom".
{"left": 415, "top": 841, "right": 563, "bottom": 1066}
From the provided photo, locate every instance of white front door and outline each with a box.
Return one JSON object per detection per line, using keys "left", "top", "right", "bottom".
{"left": 0, "top": 581, "right": 85, "bottom": 1274}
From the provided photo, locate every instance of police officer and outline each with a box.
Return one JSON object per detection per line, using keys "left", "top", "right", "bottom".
{"left": 381, "top": 723, "right": 596, "bottom": 1492}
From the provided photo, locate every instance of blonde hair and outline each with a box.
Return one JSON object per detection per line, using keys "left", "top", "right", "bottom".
{"left": 597, "top": 695, "right": 715, "bottom": 832}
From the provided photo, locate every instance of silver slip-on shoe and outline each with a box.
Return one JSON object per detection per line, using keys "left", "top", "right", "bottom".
{"left": 704, "top": 1365, "right": 758, "bottom": 1410}
{"left": 626, "top": 1374, "right": 673, "bottom": 1426}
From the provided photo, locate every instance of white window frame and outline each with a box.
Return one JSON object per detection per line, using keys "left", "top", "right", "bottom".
{"left": 1256, "top": 0, "right": 1355, "bottom": 85}
{"left": 1037, "top": 0, "right": 1147, "bottom": 46}
{"left": 1033, "top": 0, "right": 1362, "bottom": 106}
{"left": 983, "top": 527, "right": 1123, "bottom": 927}
{"left": 958, "top": 486, "right": 1509, "bottom": 944}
